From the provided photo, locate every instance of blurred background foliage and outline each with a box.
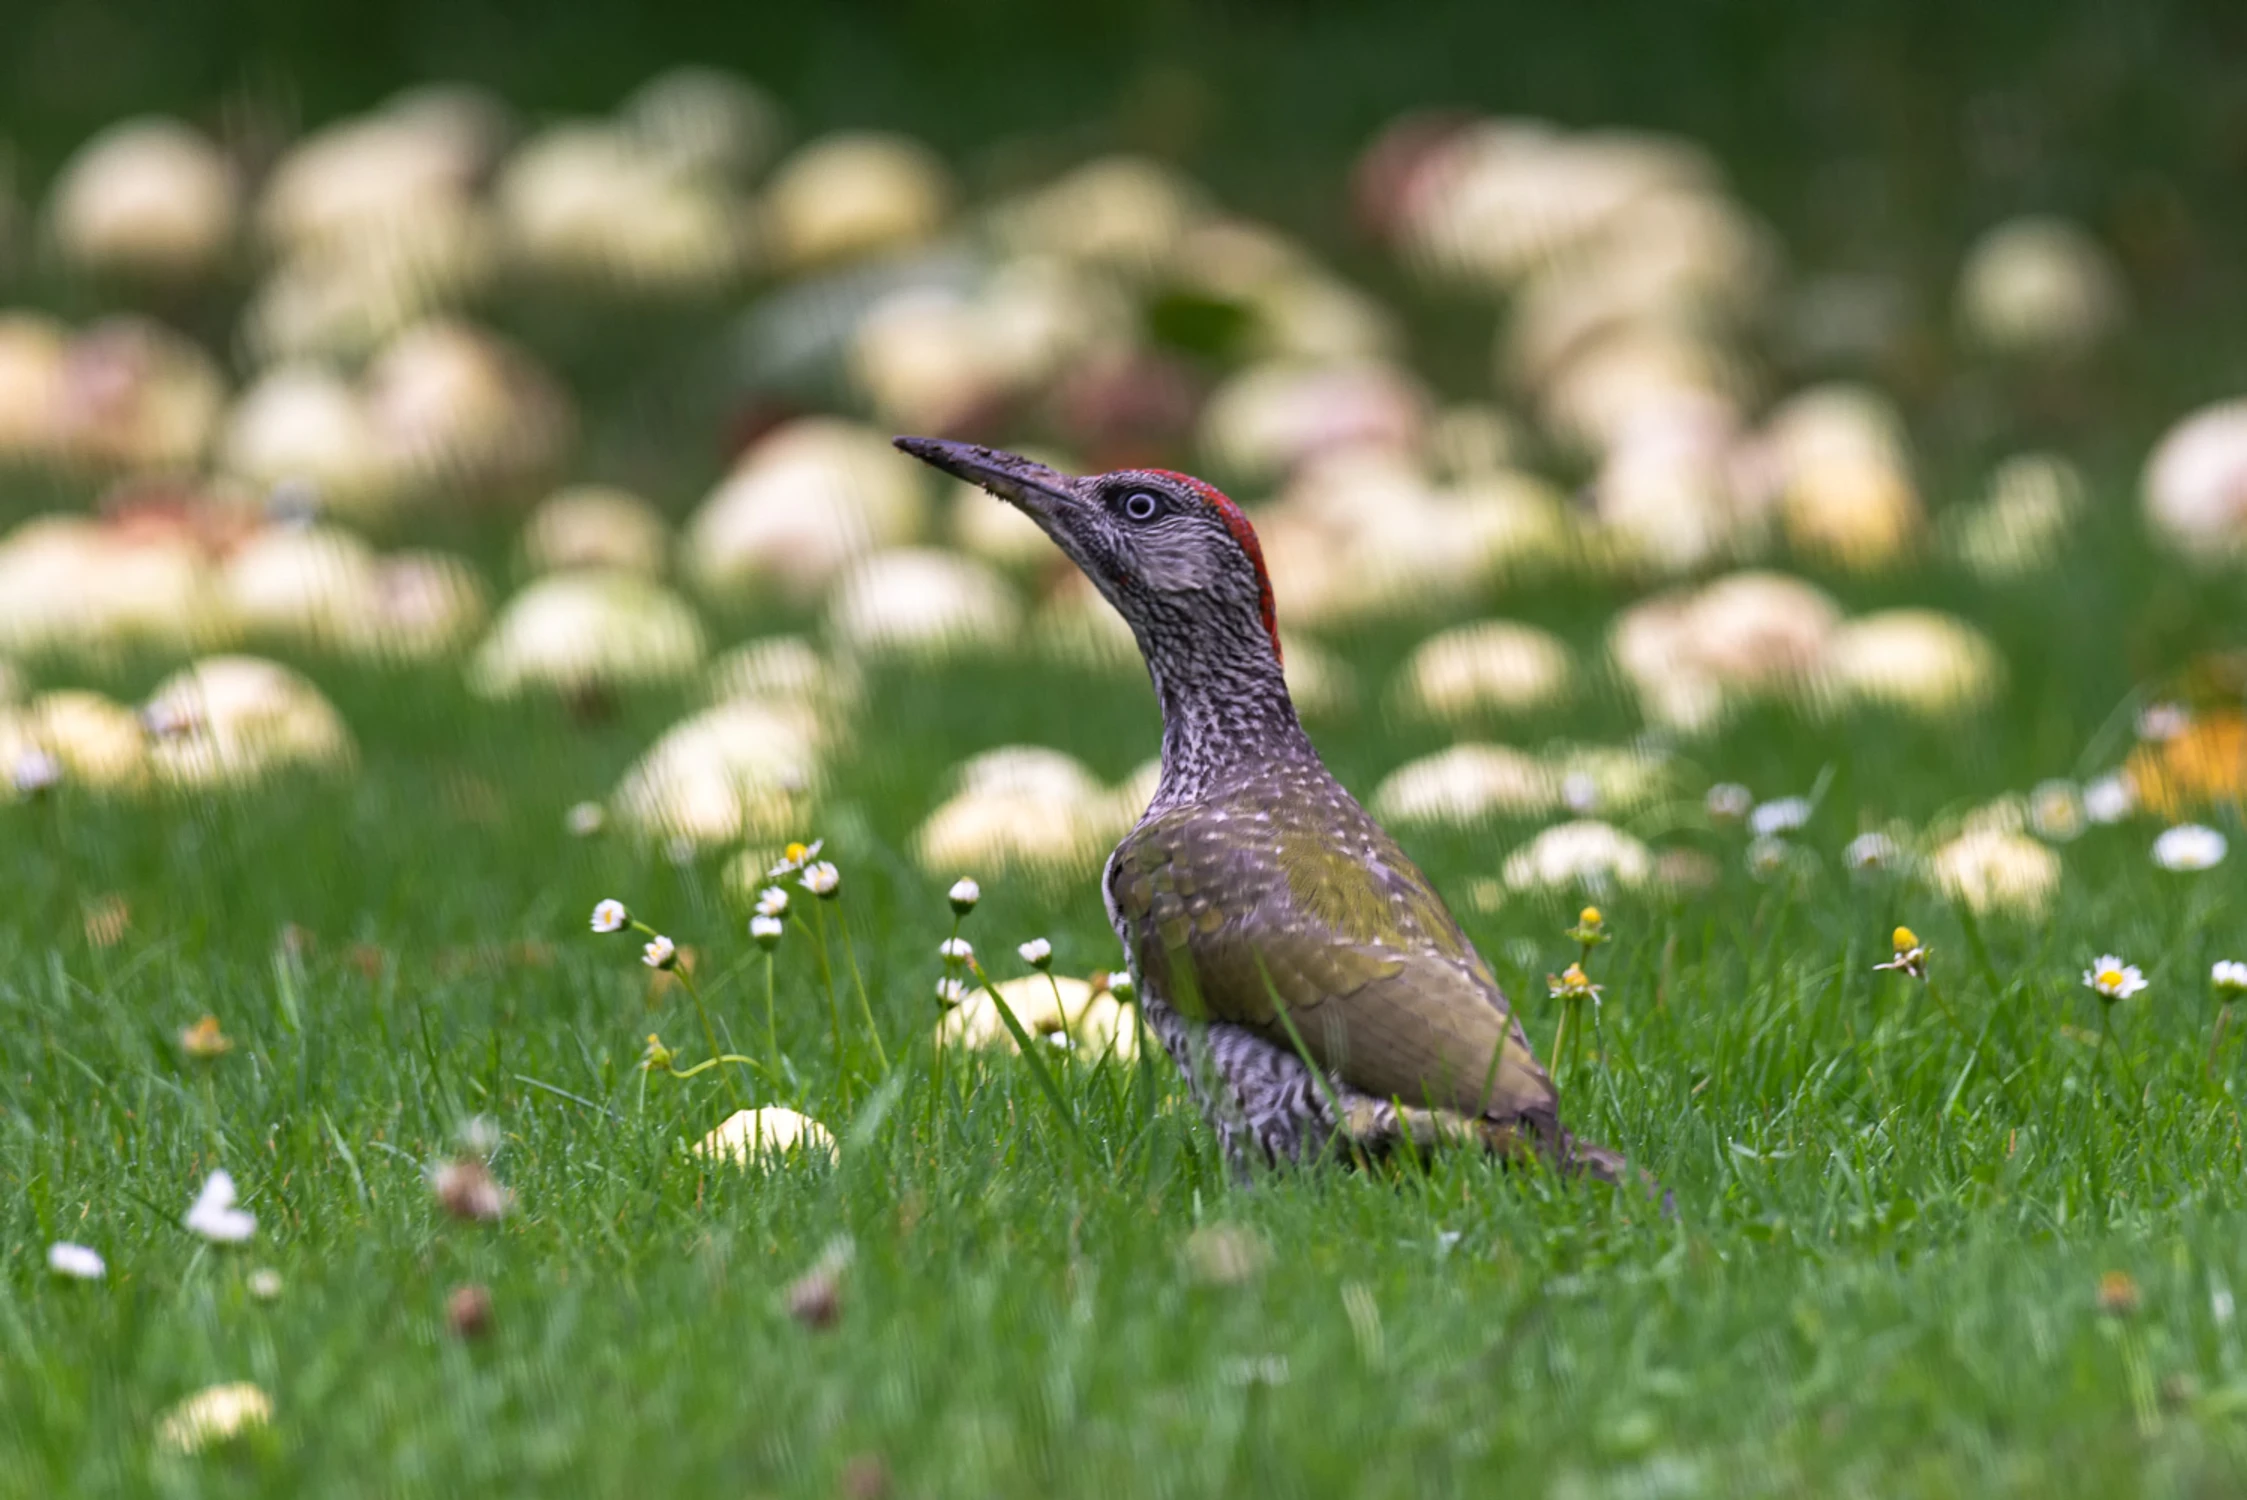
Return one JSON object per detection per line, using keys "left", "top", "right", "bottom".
{"left": 7, "top": 0, "right": 2247, "bottom": 434}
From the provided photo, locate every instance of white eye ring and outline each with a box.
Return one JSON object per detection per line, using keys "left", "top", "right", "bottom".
{"left": 1123, "top": 491, "right": 1160, "bottom": 521}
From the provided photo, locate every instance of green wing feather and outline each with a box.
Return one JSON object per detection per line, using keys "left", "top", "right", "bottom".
{"left": 1111, "top": 786, "right": 1559, "bottom": 1127}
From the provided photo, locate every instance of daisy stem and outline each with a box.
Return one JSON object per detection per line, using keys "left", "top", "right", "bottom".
{"left": 1923, "top": 977, "right": 1976, "bottom": 1056}
{"left": 930, "top": 921, "right": 959, "bottom": 1146}
{"left": 676, "top": 964, "right": 747, "bottom": 1113}
{"left": 831, "top": 899, "right": 888, "bottom": 1073}
{"left": 807, "top": 898, "right": 847, "bottom": 1081}
{"left": 764, "top": 950, "right": 781, "bottom": 1081}
{"left": 1556, "top": 994, "right": 1591, "bottom": 1089}
{"left": 2207, "top": 1002, "right": 2232, "bottom": 1082}
{"left": 2083, "top": 1010, "right": 2111, "bottom": 1203}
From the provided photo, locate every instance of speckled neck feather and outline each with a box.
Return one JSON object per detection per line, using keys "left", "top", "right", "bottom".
{"left": 1133, "top": 594, "right": 1317, "bottom": 814}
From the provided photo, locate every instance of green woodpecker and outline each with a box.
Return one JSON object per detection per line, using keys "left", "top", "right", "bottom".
{"left": 897, "top": 438, "right": 1651, "bottom": 1197}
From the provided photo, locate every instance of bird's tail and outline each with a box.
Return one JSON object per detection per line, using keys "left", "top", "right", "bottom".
{"left": 1341, "top": 1099, "right": 1673, "bottom": 1214}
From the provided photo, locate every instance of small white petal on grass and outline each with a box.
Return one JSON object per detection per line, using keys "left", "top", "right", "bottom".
{"left": 935, "top": 975, "right": 969, "bottom": 1006}
{"left": 565, "top": 801, "right": 606, "bottom": 837}
{"left": 247, "top": 1268, "right": 283, "bottom": 1300}
{"left": 938, "top": 937, "right": 973, "bottom": 961}
{"left": 47, "top": 1242, "right": 105, "bottom": 1280}
{"left": 1018, "top": 937, "right": 1053, "bottom": 969}
{"left": 693, "top": 1107, "right": 838, "bottom": 1167}
{"left": 948, "top": 877, "right": 981, "bottom": 912}
{"left": 2084, "top": 955, "right": 2148, "bottom": 1001}
{"left": 156, "top": 1382, "right": 271, "bottom": 1453}
{"left": 183, "top": 1170, "right": 255, "bottom": 1244}
{"left": 590, "top": 899, "right": 628, "bottom": 933}
{"left": 2213, "top": 960, "right": 2247, "bottom": 996}
{"left": 750, "top": 914, "right": 784, "bottom": 949}
{"left": 754, "top": 886, "right": 789, "bottom": 919}
{"left": 2153, "top": 824, "right": 2227, "bottom": 872}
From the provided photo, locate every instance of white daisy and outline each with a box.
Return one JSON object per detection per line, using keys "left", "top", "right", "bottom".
{"left": 1705, "top": 783, "right": 1752, "bottom": 822}
{"left": 800, "top": 861, "right": 840, "bottom": 898}
{"left": 939, "top": 937, "right": 974, "bottom": 961}
{"left": 2083, "top": 773, "right": 2135, "bottom": 824}
{"left": 2027, "top": 780, "right": 2085, "bottom": 843}
{"left": 948, "top": 877, "right": 981, "bottom": 913}
{"left": 934, "top": 975, "right": 968, "bottom": 1006}
{"left": 1745, "top": 836, "right": 1791, "bottom": 879}
{"left": 1018, "top": 937, "right": 1053, "bottom": 970}
{"left": 2153, "top": 824, "right": 2227, "bottom": 872}
{"left": 754, "top": 886, "right": 789, "bottom": 920}
{"left": 642, "top": 934, "right": 678, "bottom": 970}
{"left": 1845, "top": 832, "right": 1901, "bottom": 871}
{"left": 1749, "top": 797, "right": 1813, "bottom": 837}
{"left": 2213, "top": 960, "right": 2247, "bottom": 996}
{"left": 766, "top": 839, "right": 824, "bottom": 878}
{"left": 750, "top": 914, "right": 783, "bottom": 950}
{"left": 1546, "top": 963, "right": 1601, "bottom": 1002}
{"left": 2084, "top": 955, "right": 2148, "bottom": 1002}
{"left": 590, "top": 899, "right": 629, "bottom": 934}
{"left": 47, "top": 1242, "right": 105, "bottom": 1280}
{"left": 183, "top": 1169, "right": 255, "bottom": 1244}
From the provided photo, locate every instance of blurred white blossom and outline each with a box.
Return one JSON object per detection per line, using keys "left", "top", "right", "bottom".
{"left": 47, "top": 1242, "right": 105, "bottom": 1280}
{"left": 2153, "top": 824, "right": 2226, "bottom": 872}
{"left": 183, "top": 1169, "right": 255, "bottom": 1244}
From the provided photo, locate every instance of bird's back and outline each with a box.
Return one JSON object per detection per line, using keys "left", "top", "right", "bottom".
{"left": 1105, "top": 759, "right": 1559, "bottom": 1130}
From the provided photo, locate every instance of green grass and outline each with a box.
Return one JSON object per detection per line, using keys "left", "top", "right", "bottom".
{"left": 2, "top": 533, "right": 2245, "bottom": 1498}
{"left": 6, "top": 3, "right": 2247, "bottom": 1481}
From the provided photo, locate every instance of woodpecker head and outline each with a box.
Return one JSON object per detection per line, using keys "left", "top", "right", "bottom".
{"left": 893, "top": 438, "right": 1281, "bottom": 667}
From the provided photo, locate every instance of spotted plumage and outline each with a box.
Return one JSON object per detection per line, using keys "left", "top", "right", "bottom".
{"left": 894, "top": 437, "right": 1642, "bottom": 1192}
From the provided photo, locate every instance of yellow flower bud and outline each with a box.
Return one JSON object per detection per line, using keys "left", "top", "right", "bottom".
{"left": 1892, "top": 926, "right": 1918, "bottom": 952}
{"left": 1580, "top": 907, "right": 1602, "bottom": 927}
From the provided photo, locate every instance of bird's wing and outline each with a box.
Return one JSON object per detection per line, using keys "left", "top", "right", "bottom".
{"left": 1110, "top": 797, "right": 1558, "bottom": 1126}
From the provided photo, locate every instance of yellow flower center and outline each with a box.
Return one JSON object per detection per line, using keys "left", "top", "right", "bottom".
{"left": 784, "top": 842, "right": 808, "bottom": 864}
{"left": 1892, "top": 926, "right": 1918, "bottom": 952}
{"left": 2098, "top": 968, "right": 2123, "bottom": 989}
{"left": 1580, "top": 907, "right": 1602, "bottom": 926}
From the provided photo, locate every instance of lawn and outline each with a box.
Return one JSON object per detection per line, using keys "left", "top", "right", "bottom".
{"left": 7, "top": 4, "right": 2247, "bottom": 1495}
{"left": 3, "top": 527, "right": 2245, "bottom": 1497}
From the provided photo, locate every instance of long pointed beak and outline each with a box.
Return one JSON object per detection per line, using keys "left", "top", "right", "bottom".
{"left": 892, "top": 437, "right": 1085, "bottom": 528}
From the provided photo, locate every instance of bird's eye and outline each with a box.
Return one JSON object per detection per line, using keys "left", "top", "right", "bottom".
{"left": 1122, "top": 491, "right": 1161, "bottom": 522}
